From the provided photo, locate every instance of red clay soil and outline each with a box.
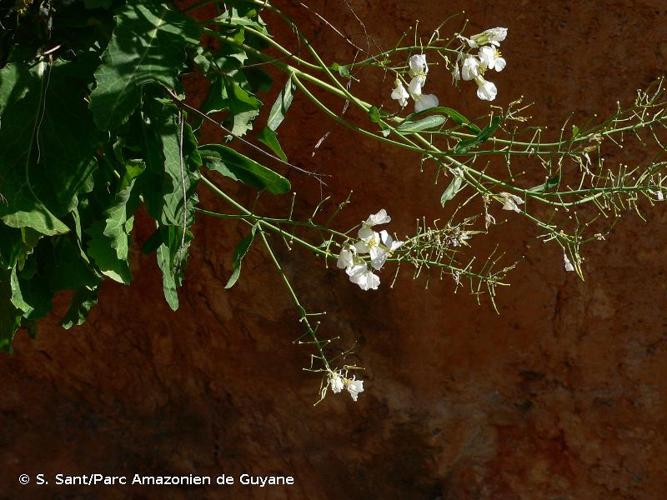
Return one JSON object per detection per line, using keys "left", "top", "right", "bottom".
{"left": 1, "top": 1, "right": 667, "bottom": 499}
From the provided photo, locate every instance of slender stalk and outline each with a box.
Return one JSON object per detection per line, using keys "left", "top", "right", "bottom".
{"left": 259, "top": 230, "right": 332, "bottom": 371}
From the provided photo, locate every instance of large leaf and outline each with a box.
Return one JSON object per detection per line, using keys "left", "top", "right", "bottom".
{"left": 201, "top": 75, "right": 263, "bottom": 137}
{"left": 86, "top": 161, "right": 144, "bottom": 285}
{"left": 89, "top": 0, "right": 199, "bottom": 130}
{"left": 140, "top": 98, "right": 201, "bottom": 310}
{"left": 61, "top": 288, "right": 99, "bottom": 330}
{"left": 0, "top": 61, "right": 101, "bottom": 236}
{"left": 226, "top": 79, "right": 262, "bottom": 137}
{"left": 200, "top": 144, "right": 291, "bottom": 194}
{"left": 103, "top": 160, "right": 145, "bottom": 261}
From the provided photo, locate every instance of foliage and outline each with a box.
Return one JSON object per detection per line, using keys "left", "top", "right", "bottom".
{"left": 0, "top": 0, "right": 664, "bottom": 403}
{"left": 0, "top": 0, "right": 278, "bottom": 347}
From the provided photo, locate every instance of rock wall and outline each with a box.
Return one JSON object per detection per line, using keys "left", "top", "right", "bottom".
{"left": 1, "top": 0, "right": 666, "bottom": 498}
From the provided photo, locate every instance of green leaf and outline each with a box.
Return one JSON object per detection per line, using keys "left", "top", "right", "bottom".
{"left": 9, "top": 266, "right": 32, "bottom": 315}
{"left": 398, "top": 115, "right": 447, "bottom": 133}
{"left": 103, "top": 161, "right": 145, "bottom": 261}
{"left": 201, "top": 144, "right": 291, "bottom": 194}
{"left": 140, "top": 97, "right": 201, "bottom": 310}
{"left": 528, "top": 174, "right": 561, "bottom": 193}
{"left": 402, "top": 106, "right": 481, "bottom": 133}
{"left": 454, "top": 116, "right": 502, "bottom": 154}
{"left": 0, "top": 269, "right": 21, "bottom": 352}
{"left": 89, "top": 0, "right": 200, "bottom": 130}
{"left": 201, "top": 76, "right": 229, "bottom": 114}
{"left": 440, "top": 174, "right": 464, "bottom": 207}
{"left": 86, "top": 221, "right": 132, "bottom": 284}
{"left": 61, "top": 288, "right": 99, "bottom": 329}
{"left": 267, "top": 76, "right": 295, "bottom": 131}
{"left": 369, "top": 106, "right": 381, "bottom": 124}
{"left": 0, "top": 61, "right": 101, "bottom": 236}
{"left": 257, "top": 127, "right": 288, "bottom": 162}
{"left": 227, "top": 79, "right": 262, "bottom": 137}
{"left": 86, "top": 159, "right": 145, "bottom": 284}
{"left": 330, "top": 63, "right": 351, "bottom": 78}
{"left": 9, "top": 263, "right": 52, "bottom": 320}
{"left": 225, "top": 225, "right": 257, "bottom": 289}
{"left": 156, "top": 226, "right": 181, "bottom": 310}
{"left": 45, "top": 237, "right": 100, "bottom": 292}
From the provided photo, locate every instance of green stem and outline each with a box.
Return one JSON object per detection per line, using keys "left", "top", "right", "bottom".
{"left": 259, "top": 230, "right": 332, "bottom": 371}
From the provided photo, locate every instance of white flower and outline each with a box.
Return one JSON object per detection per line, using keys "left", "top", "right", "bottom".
{"left": 499, "top": 192, "right": 524, "bottom": 212}
{"left": 474, "top": 76, "right": 497, "bottom": 101}
{"left": 358, "top": 209, "right": 391, "bottom": 240}
{"left": 370, "top": 230, "right": 404, "bottom": 270}
{"left": 408, "top": 75, "right": 426, "bottom": 96}
{"left": 563, "top": 252, "right": 575, "bottom": 272}
{"left": 329, "top": 372, "right": 345, "bottom": 393}
{"left": 391, "top": 55, "right": 439, "bottom": 113}
{"left": 338, "top": 244, "right": 381, "bottom": 290}
{"left": 380, "top": 230, "right": 404, "bottom": 252}
{"left": 407, "top": 75, "right": 439, "bottom": 113}
{"left": 354, "top": 229, "right": 380, "bottom": 254}
{"left": 345, "top": 377, "right": 364, "bottom": 401}
{"left": 468, "top": 27, "right": 508, "bottom": 48}
{"left": 391, "top": 79, "right": 409, "bottom": 107}
{"left": 478, "top": 46, "right": 506, "bottom": 72}
{"left": 348, "top": 263, "right": 380, "bottom": 291}
{"left": 408, "top": 54, "right": 428, "bottom": 77}
{"left": 354, "top": 232, "right": 386, "bottom": 271}
{"left": 461, "top": 55, "right": 481, "bottom": 81}
{"left": 414, "top": 93, "right": 439, "bottom": 113}
{"left": 337, "top": 245, "right": 356, "bottom": 270}
{"left": 337, "top": 209, "right": 402, "bottom": 290}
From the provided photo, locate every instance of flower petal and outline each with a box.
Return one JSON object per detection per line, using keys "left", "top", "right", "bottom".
{"left": 349, "top": 266, "right": 380, "bottom": 291}
{"left": 408, "top": 75, "right": 426, "bottom": 97}
{"left": 329, "top": 372, "right": 345, "bottom": 393}
{"left": 336, "top": 247, "right": 355, "bottom": 269}
{"left": 563, "top": 252, "right": 575, "bottom": 272}
{"left": 408, "top": 54, "right": 428, "bottom": 77}
{"left": 475, "top": 77, "right": 497, "bottom": 101}
{"left": 461, "top": 56, "right": 480, "bottom": 81}
{"left": 391, "top": 79, "right": 410, "bottom": 107}
{"left": 414, "top": 93, "right": 439, "bottom": 113}
{"left": 365, "top": 209, "right": 391, "bottom": 227}
{"left": 346, "top": 378, "right": 364, "bottom": 401}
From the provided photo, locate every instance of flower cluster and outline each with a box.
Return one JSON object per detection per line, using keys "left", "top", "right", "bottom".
{"left": 337, "top": 209, "right": 404, "bottom": 290}
{"left": 391, "top": 54, "right": 439, "bottom": 112}
{"left": 328, "top": 370, "right": 364, "bottom": 402}
{"left": 454, "top": 27, "right": 508, "bottom": 101}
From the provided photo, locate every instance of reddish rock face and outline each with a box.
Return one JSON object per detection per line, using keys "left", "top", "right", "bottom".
{"left": 2, "top": 1, "right": 666, "bottom": 498}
